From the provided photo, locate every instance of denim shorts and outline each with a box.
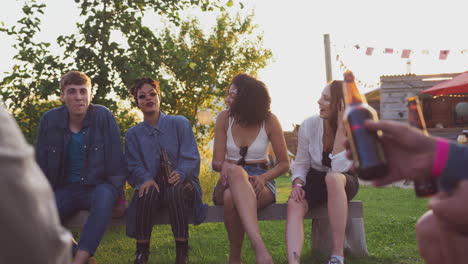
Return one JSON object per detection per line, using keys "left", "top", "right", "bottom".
{"left": 212, "top": 164, "right": 277, "bottom": 204}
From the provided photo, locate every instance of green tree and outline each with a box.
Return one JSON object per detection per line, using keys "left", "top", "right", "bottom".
{"left": 56, "top": 0, "right": 228, "bottom": 111}
{"left": 1, "top": 1, "right": 272, "bottom": 147}
{"left": 0, "top": 1, "right": 64, "bottom": 143}
{"left": 158, "top": 13, "right": 273, "bottom": 138}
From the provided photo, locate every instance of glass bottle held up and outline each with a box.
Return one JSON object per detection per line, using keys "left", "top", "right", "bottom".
{"left": 407, "top": 96, "right": 438, "bottom": 197}
{"left": 343, "top": 70, "right": 387, "bottom": 180}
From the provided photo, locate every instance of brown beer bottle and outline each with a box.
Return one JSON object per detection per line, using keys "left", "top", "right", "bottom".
{"left": 343, "top": 70, "right": 387, "bottom": 180}
{"left": 407, "top": 96, "right": 438, "bottom": 197}
{"left": 160, "top": 147, "right": 174, "bottom": 186}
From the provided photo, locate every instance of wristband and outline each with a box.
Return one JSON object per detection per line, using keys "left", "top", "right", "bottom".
{"left": 292, "top": 183, "right": 303, "bottom": 188}
{"left": 431, "top": 138, "right": 449, "bottom": 178}
{"left": 118, "top": 200, "right": 126, "bottom": 204}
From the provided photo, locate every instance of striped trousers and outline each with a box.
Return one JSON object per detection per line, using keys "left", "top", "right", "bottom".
{"left": 135, "top": 181, "right": 195, "bottom": 240}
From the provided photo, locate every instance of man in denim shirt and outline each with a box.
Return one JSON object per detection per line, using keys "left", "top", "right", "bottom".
{"left": 36, "top": 71, "right": 126, "bottom": 264}
{"left": 125, "top": 77, "right": 207, "bottom": 264}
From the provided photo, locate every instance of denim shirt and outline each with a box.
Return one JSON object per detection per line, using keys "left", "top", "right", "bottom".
{"left": 439, "top": 141, "right": 468, "bottom": 192}
{"left": 125, "top": 112, "right": 207, "bottom": 224}
{"left": 36, "top": 105, "right": 126, "bottom": 192}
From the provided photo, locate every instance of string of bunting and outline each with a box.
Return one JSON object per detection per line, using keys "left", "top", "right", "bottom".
{"left": 330, "top": 41, "right": 468, "bottom": 90}
{"left": 335, "top": 43, "right": 468, "bottom": 60}
{"left": 334, "top": 53, "right": 382, "bottom": 90}
{"left": 332, "top": 44, "right": 381, "bottom": 90}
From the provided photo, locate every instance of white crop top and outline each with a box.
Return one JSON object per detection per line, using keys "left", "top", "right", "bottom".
{"left": 226, "top": 117, "right": 269, "bottom": 162}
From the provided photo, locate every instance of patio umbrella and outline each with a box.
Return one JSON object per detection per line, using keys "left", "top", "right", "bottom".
{"left": 422, "top": 71, "right": 468, "bottom": 96}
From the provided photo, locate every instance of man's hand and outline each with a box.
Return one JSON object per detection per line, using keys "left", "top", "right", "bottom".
{"left": 345, "top": 120, "right": 437, "bottom": 186}
{"left": 139, "top": 179, "right": 159, "bottom": 198}
{"left": 429, "top": 180, "right": 468, "bottom": 235}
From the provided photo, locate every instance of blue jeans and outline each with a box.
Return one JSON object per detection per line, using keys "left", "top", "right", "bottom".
{"left": 55, "top": 183, "right": 118, "bottom": 255}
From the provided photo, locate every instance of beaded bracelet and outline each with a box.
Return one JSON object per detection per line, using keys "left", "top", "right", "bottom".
{"left": 431, "top": 138, "right": 449, "bottom": 178}
{"left": 292, "top": 183, "right": 303, "bottom": 188}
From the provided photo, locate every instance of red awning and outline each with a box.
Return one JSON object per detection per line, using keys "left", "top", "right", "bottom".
{"left": 422, "top": 72, "right": 468, "bottom": 96}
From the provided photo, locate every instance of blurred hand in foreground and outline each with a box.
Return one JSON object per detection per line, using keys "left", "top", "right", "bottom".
{"left": 345, "top": 120, "right": 437, "bottom": 186}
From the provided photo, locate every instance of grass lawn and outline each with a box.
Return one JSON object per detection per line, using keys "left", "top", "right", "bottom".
{"left": 80, "top": 175, "right": 429, "bottom": 263}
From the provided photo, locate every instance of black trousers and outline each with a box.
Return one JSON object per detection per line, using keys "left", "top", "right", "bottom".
{"left": 135, "top": 181, "right": 195, "bottom": 240}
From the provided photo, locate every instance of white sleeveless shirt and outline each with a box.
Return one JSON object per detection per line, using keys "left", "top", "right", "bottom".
{"left": 225, "top": 117, "right": 269, "bottom": 162}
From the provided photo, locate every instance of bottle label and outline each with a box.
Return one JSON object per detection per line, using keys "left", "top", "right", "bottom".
{"left": 346, "top": 106, "right": 387, "bottom": 180}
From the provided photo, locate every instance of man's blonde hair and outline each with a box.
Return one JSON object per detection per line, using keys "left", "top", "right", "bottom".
{"left": 60, "top": 71, "right": 91, "bottom": 92}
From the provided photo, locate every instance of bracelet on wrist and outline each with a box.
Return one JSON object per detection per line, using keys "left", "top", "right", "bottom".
{"left": 292, "top": 183, "right": 303, "bottom": 188}
{"left": 431, "top": 138, "right": 449, "bottom": 178}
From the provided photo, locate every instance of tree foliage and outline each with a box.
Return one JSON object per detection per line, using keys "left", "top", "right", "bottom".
{"left": 1, "top": 0, "right": 272, "bottom": 145}
{"left": 0, "top": 2, "right": 64, "bottom": 143}
{"left": 57, "top": 0, "right": 231, "bottom": 110}
{"left": 158, "top": 13, "right": 273, "bottom": 138}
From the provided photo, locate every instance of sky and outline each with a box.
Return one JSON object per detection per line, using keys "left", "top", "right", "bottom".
{"left": 1, "top": 0, "right": 467, "bottom": 130}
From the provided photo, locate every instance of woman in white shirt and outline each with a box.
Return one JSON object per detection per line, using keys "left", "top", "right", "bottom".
{"left": 212, "top": 73, "right": 289, "bottom": 264}
{"left": 286, "top": 80, "right": 359, "bottom": 264}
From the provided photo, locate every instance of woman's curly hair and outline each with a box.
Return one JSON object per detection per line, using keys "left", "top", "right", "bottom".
{"left": 129, "top": 77, "right": 160, "bottom": 107}
{"left": 228, "top": 73, "right": 271, "bottom": 126}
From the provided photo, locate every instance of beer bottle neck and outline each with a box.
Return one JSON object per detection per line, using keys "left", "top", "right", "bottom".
{"left": 345, "top": 81, "right": 366, "bottom": 105}
{"left": 407, "top": 99, "right": 428, "bottom": 133}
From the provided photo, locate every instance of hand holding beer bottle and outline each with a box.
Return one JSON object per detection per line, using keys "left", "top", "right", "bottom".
{"left": 343, "top": 70, "right": 388, "bottom": 180}
{"left": 407, "top": 96, "right": 438, "bottom": 197}
{"left": 160, "top": 147, "right": 180, "bottom": 186}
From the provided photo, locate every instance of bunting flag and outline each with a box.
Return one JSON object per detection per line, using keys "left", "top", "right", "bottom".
{"left": 401, "top": 49, "right": 412, "bottom": 58}
{"left": 332, "top": 46, "right": 381, "bottom": 90}
{"left": 384, "top": 48, "right": 394, "bottom": 54}
{"left": 330, "top": 40, "right": 466, "bottom": 90}
{"left": 336, "top": 41, "right": 467, "bottom": 60}
{"left": 439, "top": 50, "right": 450, "bottom": 60}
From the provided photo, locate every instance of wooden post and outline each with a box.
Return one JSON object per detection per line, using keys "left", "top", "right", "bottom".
{"left": 324, "top": 34, "right": 333, "bottom": 83}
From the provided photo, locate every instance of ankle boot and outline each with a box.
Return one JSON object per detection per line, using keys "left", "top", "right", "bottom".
{"left": 175, "top": 241, "right": 189, "bottom": 264}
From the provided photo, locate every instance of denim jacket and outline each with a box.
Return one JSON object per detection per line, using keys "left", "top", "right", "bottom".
{"left": 125, "top": 113, "right": 207, "bottom": 225}
{"left": 36, "top": 105, "right": 126, "bottom": 191}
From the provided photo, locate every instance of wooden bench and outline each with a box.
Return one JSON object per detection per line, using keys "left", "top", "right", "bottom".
{"left": 65, "top": 200, "right": 368, "bottom": 257}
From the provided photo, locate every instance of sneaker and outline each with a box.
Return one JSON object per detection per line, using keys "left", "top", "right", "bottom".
{"left": 327, "top": 256, "right": 343, "bottom": 264}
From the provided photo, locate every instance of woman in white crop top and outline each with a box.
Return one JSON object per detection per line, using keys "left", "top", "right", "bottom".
{"left": 286, "top": 81, "right": 359, "bottom": 264}
{"left": 212, "top": 73, "right": 289, "bottom": 264}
